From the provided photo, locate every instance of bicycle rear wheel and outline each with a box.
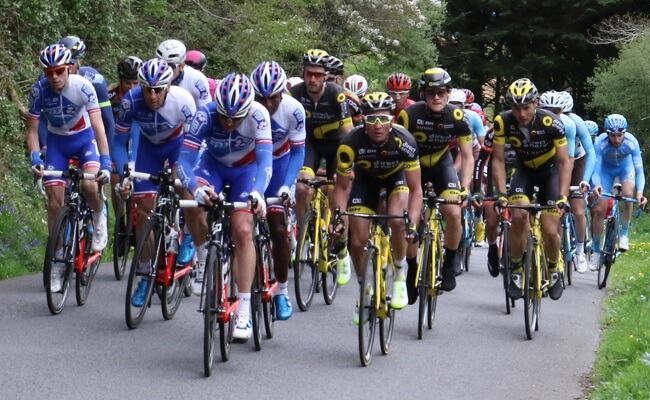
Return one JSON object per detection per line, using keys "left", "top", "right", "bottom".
{"left": 417, "top": 235, "right": 432, "bottom": 340}
{"left": 44, "top": 205, "right": 76, "bottom": 315}
{"left": 219, "top": 248, "right": 234, "bottom": 362}
{"left": 203, "top": 245, "right": 218, "bottom": 377}
{"left": 113, "top": 197, "right": 133, "bottom": 280}
{"left": 294, "top": 210, "right": 318, "bottom": 311}
{"left": 379, "top": 263, "right": 395, "bottom": 356}
{"left": 161, "top": 272, "right": 186, "bottom": 321}
{"left": 252, "top": 264, "right": 263, "bottom": 351}
{"left": 598, "top": 217, "right": 616, "bottom": 289}
{"left": 523, "top": 238, "right": 540, "bottom": 340}
{"left": 562, "top": 218, "right": 573, "bottom": 287}
{"left": 322, "top": 256, "right": 339, "bottom": 305}
{"left": 76, "top": 216, "right": 101, "bottom": 306}
{"left": 258, "top": 239, "right": 275, "bottom": 339}
{"left": 125, "top": 217, "right": 161, "bottom": 329}
{"left": 359, "top": 246, "right": 378, "bottom": 366}
{"left": 500, "top": 221, "right": 513, "bottom": 314}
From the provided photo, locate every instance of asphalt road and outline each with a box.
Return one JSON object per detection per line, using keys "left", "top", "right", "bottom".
{"left": 0, "top": 247, "right": 604, "bottom": 400}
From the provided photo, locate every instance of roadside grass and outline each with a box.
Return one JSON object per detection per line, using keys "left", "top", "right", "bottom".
{"left": 590, "top": 214, "right": 650, "bottom": 399}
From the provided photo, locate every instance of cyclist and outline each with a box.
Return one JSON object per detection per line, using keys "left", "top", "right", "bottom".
{"left": 27, "top": 44, "right": 111, "bottom": 291}
{"left": 250, "top": 61, "right": 306, "bottom": 321}
{"left": 290, "top": 49, "right": 353, "bottom": 285}
{"left": 344, "top": 74, "right": 369, "bottom": 99}
{"left": 398, "top": 67, "right": 473, "bottom": 297}
{"left": 560, "top": 91, "right": 597, "bottom": 273}
{"left": 176, "top": 72, "right": 272, "bottom": 340}
{"left": 588, "top": 114, "right": 647, "bottom": 270}
{"left": 385, "top": 72, "right": 415, "bottom": 118}
{"left": 327, "top": 56, "right": 363, "bottom": 126}
{"left": 462, "top": 89, "right": 489, "bottom": 128}
{"left": 185, "top": 49, "right": 219, "bottom": 100}
{"left": 584, "top": 119, "right": 600, "bottom": 142}
{"left": 330, "top": 92, "right": 422, "bottom": 321}
{"left": 286, "top": 77, "right": 303, "bottom": 90}
{"left": 38, "top": 36, "right": 116, "bottom": 159}
{"left": 492, "top": 78, "right": 570, "bottom": 301}
{"left": 108, "top": 56, "right": 142, "bottom": 218}
{"left": 114, "top": 58, "right": 197, "bottom": 307}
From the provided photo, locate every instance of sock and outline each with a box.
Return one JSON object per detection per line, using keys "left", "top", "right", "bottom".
{"left": 621, "top": 222, "right": 630, "bottom": 236}
{"left": 443, "top": 247, "right": 457, "bottom": 267}
{"left": 237, "top": 292, "right": 251, "bottom": 317}
{"left": 592, "top": 236, "right": 601, "bottom": 253}
{"left": 196, "top": 243, "right": 207, "bottom": 262}
{"left": 394, "top": 257, "right": 406, "bottom": 279}
{"left": 277, "top": 281, "right": 289, "bottom": 296}
{"left": 576, "top": 241, "right": 584, "bottom": 256}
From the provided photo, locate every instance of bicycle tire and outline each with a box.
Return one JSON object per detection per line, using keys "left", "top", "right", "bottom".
{"left": 259, "top": 239, "right": 275, "bottom": 339}
{"left": 294, "top": 210, "right": 318, "bottom": 311}
{"left": 359, "top": 246, "right": 377, "bottom": 366}
{"left": 76, "top": 215, "right": 100, "bottom": 306}
{"left": 322, "top": 257, "right": 339, "bottom": 305}
{"left": 252, "top": 263, "right": 263, "bottom": 351}
{"left": 161, "top": 272, "right": 186, "bottom": 321}
{"left": 379, "top": 261, "right": 395, "bottom": 356}
{"left": 598, "top": 217, "right": 616, "bottom": 289}
{"left": 417, "top": 235, "right": 432, "bottom": 340}
{"left": 523, "top": 238, "right": 538, "bottom": 340}
{"left": 428, "top": 237, "right": 442, "bottom": 329}
{"left": 500, "top": 221, "right": 513, "bottom": 315}
{"left": 124, "top": 217, "right": 161, "bottom": 329}
{"left": 562, "top": 217, "right": 572, "bottom": 287}
{"left": 44, "top": 205, "right": 76, "bottom": 315}
{"left": 219, "top": 246, "right": 234, "bottom": 362}
{"left": 203, "top": 244, "right": 218, "bottom": 377}
{"left": 113, "top": 197, "right": 133, "bottom": 280}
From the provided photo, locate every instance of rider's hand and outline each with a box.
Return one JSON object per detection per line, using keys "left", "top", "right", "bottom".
{"left": 637, "top": 194, "right": 648, "bottom": 208}
{"left": 405, "top": 223, "right": 419, "bottom": 244}
{"left": 30, "top": 151, "right": 44, "bottom": 177}
{"left": 556, "top": 195, "right": 571, "bottom": 214}
{"left": 593, "top": 185, "right": 603, "bottom": 197}
{"left": 495, "top": 193, "right": 508, "bottom": 210}
{"left": 249, "top": 191, "right": 266, "bottom": 216}
{"left": 472, "top": 192, "right": 483, "bottom": 207}
{"left": 194, "top": 186, "right": 213, "bottom": 205}
{"left": 114, "top": 181, "right": 132, "bottom": 199}
{"left": 579, "top": 180, "right": 591, "bottom": 194}
{"left": 277, "top": 185, "right": 295, "bottom": 206}
{"left": 329, "top": 218, "right": 345, "bottom": 242}
{"left": 97, "top": 154, "right": 112, "bottom": 183}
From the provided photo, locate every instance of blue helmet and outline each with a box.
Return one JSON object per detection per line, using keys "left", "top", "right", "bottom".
{"left": 137, "top": 58, "right": 174, "bottom": 87}
{"left": 216, "top": 73, "right": 254, "bottom": 118}
{"left": 250, "top": 61, "right": 287, "bottom": 98}
{"left": 57, "top": 36, "right": 86, "bottom": 62}
{"left": 604, "top": 114, "right": 627, "bottom": 133}
{"left": 584, "top": 120, "right": 599, "bottom": 136}
{"left": 39, "top": 44, "right": 72, "bottom": 69}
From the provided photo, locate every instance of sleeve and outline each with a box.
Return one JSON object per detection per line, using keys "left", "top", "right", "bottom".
{"left": 471, "top": 112, "right": 486, "bottom": 138}
{"left": 590, "top": 139, "right": 603, "bottom": 187}
{"left": 399, "top": 130, "right": 420, "bottom": 171}
{"left": 180, "top": 94, "right": 197, "bottom": 134}
{"left": 336, "top": 140, "right": 356, "bottom": 177}
{"left": 128, "top": 122, "right": 141, "bottom": 163}
{"left": 112, "top": 128, "right": 130, "bottom": 175}
{"left": 284, "top": 105, "right": 307, "bottom": 187}
{"left": 454, "top": 109, "right": 473, "bottom": 145}
{"left": 575, "top": 117, "right": 596, "bottom": 182}
{"left": 397, "top": 109, "right": 410, "bottom": 129}
{"left": 177, "top": 107, "right": 210, "bottom": 193}
{"left": 100, "top": 105, "right": 116, "bottom": 156}
{"left": 251, "top": 108, "right": 273, "bottom": 194}
{"left": 473, "top": 149, "right": 490, "bottom": 193}
{"left": 562, "top": 115, "right": 576, "bottom": 157}
{"left": 193, "top": 73, "right": 212, "bottom": 108}
{"left": 113, "top": 96, "right": 134, "bottom": 172}
{"left": 630, "top": 135, "right": 645, "bottom": 193}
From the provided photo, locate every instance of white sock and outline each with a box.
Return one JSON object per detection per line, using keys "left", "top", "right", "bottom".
{"left": 394, "top": 258, "right": 406, "bottom": 279}
{"left": 196, "top": 243, "right": 207, "bottom": 262}
{"left": 278, "top": 281, "right": 289, "bottom": 296}
{"left": 576, "top": 242, "right": 584, "bottom": 256}
{"left": 237, "top": 292, "right": 251, "bottom": 317}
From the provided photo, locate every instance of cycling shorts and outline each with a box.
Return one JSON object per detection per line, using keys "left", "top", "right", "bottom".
{"left": 509, "top": 161, "right": 560, "bottom": 209}
{"left": 420, "top": 152, "right": 461, "bottom": 197}
{"left": 133, "top": 136, "right": 183, "bottom": 197}
{"left": 597, "top": 163, "right": 635, "bottom": 194}
{"left": 195, "top": 156, "right": 256, "bottom": 202}
{"left": 44, "top": 127, "right": 99, "bottom": 187}
{"left": 347, "top": 170, "right": 408, "bottom": 214}
{"left": 301, "top": 137, "right": 340, "bottom": 180}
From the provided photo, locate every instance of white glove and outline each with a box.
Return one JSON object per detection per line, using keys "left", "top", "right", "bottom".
{"left": 194, "top": 186, "right": 210, "bottom": 205}
{"left": 277, "top": 185, "right": 295, "bottom": 205}
{"left": 579, "top": 180, "right": 590, "bottom": 191}
{"left": 250, "top": 191, "right": 266, "bottom": 215}
{"left": 98, "top": 169, "right": 111, "bottom": 184}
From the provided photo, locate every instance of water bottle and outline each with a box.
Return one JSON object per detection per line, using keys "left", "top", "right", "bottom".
{"left": 166, "top": 226, "right": 179, "bottom": 253}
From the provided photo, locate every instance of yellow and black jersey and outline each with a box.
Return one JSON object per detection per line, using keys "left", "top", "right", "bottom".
{"left": 397, "top": 102, "right": 472, "bottom": 168}
{"left": 336, "top": 124, "right": 420, "bottom": 179}
{"left": 493, "top": 108, "right": 566, "bottom": 169}
{"left": 289, "top": 82, "right": 353, "bottom": 140}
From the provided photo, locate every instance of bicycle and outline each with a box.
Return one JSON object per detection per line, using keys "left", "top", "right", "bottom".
{"left": 38, "top": 166, "right": 105, "bottom": 315}
{"left": 507, "top": 202, "right": 557, "bottom": 340}
{"left": 596, "top": 184, "right": 637, "bottom": 289}
{"left": 179, "top": 194, "right": 249, "bottom": 377}
{"left": 113, "top": 165, "right": 137, "bottom": 280}
{"left": 488, "top": 197, "right": 515, "bottom": 315}
{"left": 415, "top": 184, "right": 460, "bottom": 339}
{"left": 293, "top": 178, "right": 338, "bottom": 311}
{"left": 458, "top": 202, "right": 474, "bottom": 273}
{"left": 124, "top": 168, "right": 193, "bottom": 329}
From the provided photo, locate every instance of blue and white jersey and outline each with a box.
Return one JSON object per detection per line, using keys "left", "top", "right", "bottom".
{"left": 115, "top": 85, "right": 196, "bottom": 144}
{"left": 567, "top": 112, "right": 596, "bottom": 182}
{"left": 270, "top": 95, "right": 306, "bottom": 159}
{"left": 77, "top": 66, "right": 111, "bottom": 108}
{"left": 592, "top": 132, "right": 645, "bottom": 192}
{"left": 172, "top": 66, "right": 211, "bottom": 108}
{"left": 465, "top": 108, "right": 486, "bottom": 139}
{"left": 28, "top": 74, "right": 99, "bottom": 135}
{"left": 560, "top": 113, "right": 577, "bottom": 157}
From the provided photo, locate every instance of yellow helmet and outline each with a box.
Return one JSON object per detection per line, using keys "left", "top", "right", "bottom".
{"left": 361, "top": 92, "right": 396, "bottom": 112}
{"left": 505, "top": 78, "right": 538, "bottom": 106}
{"left": 303, "top": 49, "right": 330, "bottom": 67}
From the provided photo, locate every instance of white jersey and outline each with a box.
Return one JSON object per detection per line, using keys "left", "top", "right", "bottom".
{"left": 270, "top": 95, "right": 307, "bottom": 159}
{"left": 173, "top": 66, "right": 211, "bottom": 108}
{"left": 116, "top": 85, "right": 197, "bottom": 144}
{"left": 28, "top": 74, "right": 99, "bottom": 136}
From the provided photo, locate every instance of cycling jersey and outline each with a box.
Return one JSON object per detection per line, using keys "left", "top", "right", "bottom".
{"left": 177, "top": 101, "right": 273, "bottom": 199}
{"left": 559, "top": 113, "right": 576, "bottom": 157}
{"left": 393, "top": 99, "right": 416, "bottom": 118}
{"left": 108, "top": 83, "right": 140, "bottom": 174}
{"left": 472, "top": 129, "right": 515, "bottom": 196}
{"left": 265, "top": 95, "right": 306, "bottom": 196}
{"left": 567, "top": 112, "right": 596, "bottom": 183}
{"left": 591, "top": 132, "right": 645, "bottom": 193}
{"left": 493, "top": 108, "right": 566, "bottom": 170}
{"left": 172, "top": 66, "right": 211, "bottom": 108}
{"left": 465, "top": 108, "right": 486, "bottom": 139}
{"left": 343, "top": 89, "right": 363, "bottom": 126}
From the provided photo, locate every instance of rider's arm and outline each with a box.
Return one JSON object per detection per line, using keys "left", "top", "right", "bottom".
{"left": 554, "top": 138, "right": 571, "bottom": 199}
{"left": 128, "top": 122, "right": 141, "bottom": 165}
{"left": 113, "top": 96, "right": 134, "bottom": 175}
{"left": 284, "top": 104, "right": 307, "bottom": 188}
{"left": 332, "top": 141, "right": 355, "bottom": 213}
{"left": 491, "top": 116, "right": 507, "bottom": 195}
{"left": 590, "top": 137, "right": 603, "bottom": 188}
{"left": 405, "top": 166, "right": 423, "bottom": 226}
{"left": 575, "top": 117, "right": 596, "bottom": 183}
{"left": 176, "top": 107, "right": 209, "bottom": 193}
{"left": 457, "top": 111, "right": 474, "bottom": 191}
{"left": 251, "top": 107, "right": 273, "bottom": 195}
{"left": 629, "top": 134, "right": 646, "bottom": 195}
{"left": 473, "top": 147, "right": 490, "bottom": 194}
{"left": 26, "top": 117, "right": 41, "bottom": 154}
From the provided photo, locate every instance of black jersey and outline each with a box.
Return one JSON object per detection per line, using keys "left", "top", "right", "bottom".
{"left": 290, "top": 82, "right": 352, "bottom": 140}
{"left": 336, "top": 124, "right": 420, "bottom": 179}
{"left": 493, "top": 108, "right": 566, "bottom": 169}
{"left": 397, "top": 102, "right": 472, "bottom": 168}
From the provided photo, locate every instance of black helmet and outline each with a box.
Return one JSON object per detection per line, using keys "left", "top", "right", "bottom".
{"left": 419, "top": 67, "right": 452, "bottom": 90}
{"left": 57, "top": 35, "right": 86, "bottom": 62}
{"left": 117, "top": 56, "right": 143, "bottom": 80}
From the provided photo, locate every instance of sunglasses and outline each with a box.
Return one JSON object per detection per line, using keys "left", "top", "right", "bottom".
{"left": 255, "top": 93, "right": 281, "bottom": 102}
{"left": 425, "top": 89, "right": 448, "bottom": 98}
{"left": 388, "top": 90, "right": 409, "bottom": 98}
{"left": 363, "top": 114, "right": 394, "bottom": 125}
{"left": 44, "top": 66, "right": 68, "bottom": 77}
{"left": 219, "top": 113, "right": 246, "bottom": 123}
{"left": 142, "top": 85, "right": 167, "bottom": 94}
{"left": 304, "top": 70, "right": 327, "bottom": 79}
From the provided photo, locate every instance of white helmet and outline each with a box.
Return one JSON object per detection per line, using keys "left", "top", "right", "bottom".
{"left": 344, "top": 74, "right": 368, "bottom": 98}
{"left": 286, "top": 76, "right": 303, "bottom": 89}
{"left": 156, "top": 39, "right": 186, "bottom": 64}
{"left": 449, "top": 88, "right": 467, "bottom": 104}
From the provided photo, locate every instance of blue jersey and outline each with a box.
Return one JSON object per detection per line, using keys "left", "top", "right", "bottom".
{"left": 592, "top": 132, "right": 645, "bottom": 193}
{"left": 560, "top": 113, "right": 576, "bottom": 157}
{"left": 567, "top": 112, "right": 596, "bottom": 182}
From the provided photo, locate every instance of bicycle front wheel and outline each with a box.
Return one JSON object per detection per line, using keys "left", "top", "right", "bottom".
{"left": 523, "top": 238, "right": 540, "bottom": 340}
{"left": 125, "top": 217, "right": 161, "bottom": 329}
{"left": 252, "top": 261, "right": 263, "bottom": 351}
{"left": 598, "top": 217, "right": 616, "bottom": 289}
{"left": 428, "top": 238, "right": 443, "bottom": 329}
{"left": 359, "top": 246, "right": 378, "bottom": 366}
{"left": 417, "top": 235, "right": 432, "bottom": 340}
{"left": 75, "top": 221, "right": 101, "bottom": 306}
{"left": 203, "top": 244, "right": 218, "bottom": 377}
{"left": 258, "top": 239, "right": 275, "bottom": 339}
{"left": 322, "top": 256, "right": 339, "bottom": 305}
{"left": 294, "top": 210, "right": 318, "bottom": 311}
{"left": 44, "top": 205, "right": 76, "bottom": 315}
{"left": 500, "top": 222, "right": 513, "bottom": 315}
{"left": 379, "top": 264, "right": 395, "bottom": 356}
{"left": 113, "top": 197, "right": 133, "bottom": 280}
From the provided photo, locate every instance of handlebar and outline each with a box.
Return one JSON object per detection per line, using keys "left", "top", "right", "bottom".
{"left": 297, "top": 178, "right": 335, "bottom": 189}
{"left": 36, "top": 169, "right": 106, "bottom": 201}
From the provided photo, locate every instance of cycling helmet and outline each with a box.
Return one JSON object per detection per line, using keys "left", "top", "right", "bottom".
{"left": 604, "top": 113, "right": 627, "bottom": 132}
{"left": 57, "top": 36, "right": 86, "bottom": 62}
{"left": 344, "top": 74, "right": 369, "bottom": 98}
{"left": 539, "top": 90, "right": 565, "bottom": 110}
{"left": 462, "top": 88, "right": 475, "bottom": 104}
{"left": 420, "top": 67, "right": 452, "bottom": 90}
{"left": 137, "top": 58, "right": 174, "bottom": 87}
{"left": 286, "top": 77, "right": 303, "bottom": 89}
{"left": 327, "top": 56, "right": 344, "bottom": 76}
{"left": 360, "top": 92, "right": 395, "bottom": 112}
{"left": 39, "top": 44, "right": 72, "bottom": 69}
{"left": 251, "top": 61, "right": 287, "bottom": 98}
{"left": 185, "top": 50, "right": 207, "bottom": 72}
{"left": 560, "top": 91, "right": 574, "bottom": 113}
{"left": 303, "top": 49, "right": 330, "bottom": 67}
{"left": 584, "top": 120, "right": 599, "bottom": 136}
{"left": 449, "top": 88, "right": 467, "bottom": 104}
{"left": 117, "top": 56, "right": 143, "bottom": 80}
{"left": 216, "top": 72, "right": 254, "bottom": 119}
{"left": 505, "top": 78, "right": 538, "bottom": 106}
{"left": 386, "top": 72, "right": 412, "bottom": 91}
{"left": 156, "top": 39, "right": 187, "bottom": 64}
